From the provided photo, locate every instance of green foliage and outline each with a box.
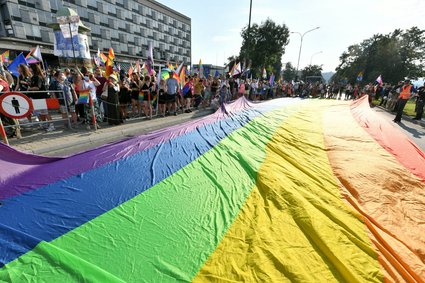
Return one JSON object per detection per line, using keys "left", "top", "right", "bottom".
{"left": 239, "top": 18, "right": 290, "bottom": 78}
{"left": 333, "top": 27, "right": 425, "bottom": 84}
{"left": 282, "top": 62, "right": 297, "bottom": 81}
{"left": 301, "top": 64, "right": 323, "bottom": 80}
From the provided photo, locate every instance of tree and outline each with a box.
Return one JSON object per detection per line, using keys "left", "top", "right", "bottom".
{"left": 239, "top": 18, "right": 290, "bottom": 78}
{"left": 334, "top": 27, "right": 425, "bottom": 84}
{"left": 282, "top": 62, "right": 296, "bottom": 81}
{"left": 301, "top": 64, "right": 323, "bottom": 80}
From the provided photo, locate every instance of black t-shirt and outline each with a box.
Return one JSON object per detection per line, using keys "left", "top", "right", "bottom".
{"left": 18, "top": 75, "right": 30, "bottom": 92}
{"left": 30, "top": 75, "right": 48, "bottom": 98}
{"left": 130, "top": 81, "right": 140, "bottom": 96}
{"left": 418, "top": 87, "right": 425, "bottom": 100}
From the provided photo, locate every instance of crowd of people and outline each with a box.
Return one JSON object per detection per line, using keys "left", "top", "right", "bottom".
{"left": 1, "top": 62, "right": 424, "bottom": 140}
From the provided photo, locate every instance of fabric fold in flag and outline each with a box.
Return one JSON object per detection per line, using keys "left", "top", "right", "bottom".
{"left": 0, "top": 97, "right": 424, "bottom": 282}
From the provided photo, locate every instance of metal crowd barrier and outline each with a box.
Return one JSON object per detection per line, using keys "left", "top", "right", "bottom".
{"left": 0, "top": 90, "right": 71, "bottom": 139}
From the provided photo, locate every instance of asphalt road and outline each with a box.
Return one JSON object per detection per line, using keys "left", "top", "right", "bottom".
{"left": 10, "top": 99, "right": 424, "bottom": 156}
{"left": 372, "top": 107, "right": 425, "bottom": 152}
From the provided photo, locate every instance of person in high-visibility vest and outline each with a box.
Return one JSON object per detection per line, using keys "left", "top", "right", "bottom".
{"left": 393, "top": 80, "right": 414, "bottom": 123}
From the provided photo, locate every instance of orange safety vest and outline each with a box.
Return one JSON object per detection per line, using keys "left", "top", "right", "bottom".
{"left": 399, "top": 85, "right": 412, "bottom": 99}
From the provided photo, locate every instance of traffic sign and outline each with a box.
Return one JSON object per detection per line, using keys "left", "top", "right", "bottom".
{"left": 0, "top": 92, "right": 33, "bottom": 119}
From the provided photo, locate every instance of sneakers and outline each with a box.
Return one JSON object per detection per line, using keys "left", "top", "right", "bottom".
{"left": 86, "top": 125, "right": 91, "bottom": 130}
{"left": 174, "top": 112, "right": 177, "bottom": 116}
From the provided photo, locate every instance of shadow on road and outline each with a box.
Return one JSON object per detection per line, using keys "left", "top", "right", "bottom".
{"left": 398, "top": 122, "right": 425, "bottom": 138}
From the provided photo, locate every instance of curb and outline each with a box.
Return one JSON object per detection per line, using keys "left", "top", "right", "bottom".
{"left": 376, "top": 106, "right": 425, "bottom": 127}
{"left": 28, "top": 110, "right": 213, "bottom": 155}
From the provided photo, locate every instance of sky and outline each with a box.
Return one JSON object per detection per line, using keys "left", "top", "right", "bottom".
{"left": 160, "top": 0, "right": 425, "bottom": 72}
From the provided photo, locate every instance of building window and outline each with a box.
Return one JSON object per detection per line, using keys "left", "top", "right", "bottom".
{"left": 101, "top": 28, "right": 110, "bottom": 39}
{"left": 119, "top": 33, "right": 127, "bottom": 43}
{"left": 97, "top": 2, "right": 104, "bottom": 13}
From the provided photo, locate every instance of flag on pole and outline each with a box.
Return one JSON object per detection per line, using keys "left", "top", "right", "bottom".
{"left": 8, "top": 53, "right": 28, "bottom": 76}
{"left": 262, "top": 68, "right": 267, "bottom": 79}
{"left": 1, "top": 50, "right": 10, "bottom": 63}
{"left": 128, "top": 65, "right": 134, "bottom": 77}
{"left": 32, "top": 46, "right": 42, "bottom": 61}
{"left": 214, "top": 70, "right": 219, "bottom": 78}
{"left": 157, "top": 65, "right": 162, "bottom": 88}
{"left": 145, "top": 44, "right": 154, "bottom": 75}
{"left": 376, "top": 75, "right": 383, "bottom": 86}
{"left": 269, "top": 74, "right": 275, "bottom": 86}
{"left": 93, "top": 55, "right": 100, "bottom": 67}
{"left": 135, "top": 60, "right": 141, "bottom": 74}
{"left": 99, "top": 53, "right": 108, "bottom": 65}
{"left": 232, "top": 62, "right": 241, "bottom": 77}
{"left": 199, "top": 59, "right": 203, "bottom": 78}
{"left": 25, "top": 55, "right": 39, "bottom": 64}
{"left": 108, "top": 48, "right": 115, "bottom": 61}
{"left": 180, "top": 66, "right": 186, "bottom": 89}
{"left": 356, "top": 71, "right": 363, "bottom": 82}
{"left": 175, "top": 62, "right": 184, "bottom": 75}
{"left": 105, "top": 59, "right": 114, "bottom": 77}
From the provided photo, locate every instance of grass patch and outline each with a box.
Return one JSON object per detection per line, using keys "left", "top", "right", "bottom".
{"left": 372, "top": 98, "right": 416, "bottom": 117}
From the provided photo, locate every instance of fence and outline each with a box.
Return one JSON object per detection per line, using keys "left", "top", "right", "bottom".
{"left": 0, "top": 90, "right": 70, "bottom": 145}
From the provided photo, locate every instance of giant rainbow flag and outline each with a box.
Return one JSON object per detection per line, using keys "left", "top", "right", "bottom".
{"left": 0, "top": 97, "right": 424, "bottom": 282}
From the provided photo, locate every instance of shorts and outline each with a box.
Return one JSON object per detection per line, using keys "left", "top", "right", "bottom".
{"left": 166, "top": 93, "right": 176, "bottom": 103}
{"left": 158, "top": 95, "right": 167, "bottom": 105}
{"left": 131, "top": 92, "right": 139, "bottom": 101}
{"left": 185, "top": 92, "right": 193, "bottom": 99}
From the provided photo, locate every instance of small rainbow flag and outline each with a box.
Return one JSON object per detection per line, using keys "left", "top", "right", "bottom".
{"left": 99, "top": 53, "right": 108, "bottom": 65}
{"left": 138, "top": 91, "right": 144, "bottom": 101}
{"left": 77, "top": 89, "right": 90, "bottom": 104}
{"left": 25, "top": 55, "right": 39, "bottom": 64}
{"left": 108, "top": 48, "right": 115, "bottom": 61}
{"left": 151, "top": 95, "right": 157, "bottom": 106}
{"left": 0, "top": 50, "right": 9, "bottom": 63}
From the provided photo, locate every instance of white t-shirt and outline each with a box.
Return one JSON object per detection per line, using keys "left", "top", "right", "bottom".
{"left": 82, "top": 80, "right": 97, "bottom": 101}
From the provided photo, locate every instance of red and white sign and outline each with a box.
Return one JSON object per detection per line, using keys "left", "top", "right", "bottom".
{"left": 0, "top": 92, "right": 33, "bottom": 119}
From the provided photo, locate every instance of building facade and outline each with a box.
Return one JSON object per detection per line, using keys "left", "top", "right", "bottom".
{"left": 0, "top": 0, "right": 191, "bottom": 66}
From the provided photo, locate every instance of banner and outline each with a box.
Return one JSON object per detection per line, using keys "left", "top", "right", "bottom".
{"left": 53, "top": 31, "right": 90, "bottom": 59}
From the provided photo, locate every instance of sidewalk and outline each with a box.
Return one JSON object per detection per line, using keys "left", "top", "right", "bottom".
{"left": 376, "top": 105, "right": 425, "bottom": 127}
{"left": 9, "top": 109, "right": 214, "bottom": 156}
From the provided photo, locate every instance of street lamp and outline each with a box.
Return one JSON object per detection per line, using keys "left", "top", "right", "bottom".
{"left": 245, "top": 0, "right": 253, "bottom": 72}
{"left": 310, "top": 51, "right": 323, "bottom": 65}
{"left": 291, "top": 26, "right": 320, "bottom": 80}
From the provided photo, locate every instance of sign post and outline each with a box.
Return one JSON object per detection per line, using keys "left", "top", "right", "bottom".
{"left": 0, "top": 117, "right": 8, "bottom": 145}
{"left": 0, "top": 92, "right": 34, "bottom": 119}
{"left": 0, "top": 92, "right": 33, "bottom": 145}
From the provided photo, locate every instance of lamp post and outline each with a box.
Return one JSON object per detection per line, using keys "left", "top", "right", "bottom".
{"left": 291, "top": 26, "right": 320, "bottom": 80}
{"left": 245, "top": 0, "right": 253, "bottom": 72}
{"left": 310, "top": 51, "right": 323, "bottom": 65}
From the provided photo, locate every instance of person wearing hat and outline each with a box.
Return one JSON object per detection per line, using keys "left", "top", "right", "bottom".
{"left": 103, "top": 74, "right": 122, "bottom": 125}
{"left": 393, "top": 79, "right": 414, "bottom": 123}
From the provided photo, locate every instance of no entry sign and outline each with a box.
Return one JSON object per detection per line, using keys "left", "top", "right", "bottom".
{"left": 0, "top": 92, "right": 33, "bottom": 119}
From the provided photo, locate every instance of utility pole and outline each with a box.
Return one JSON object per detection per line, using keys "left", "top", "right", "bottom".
{"left": 291, "top": 27, "right": 320, "bottom": 80}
